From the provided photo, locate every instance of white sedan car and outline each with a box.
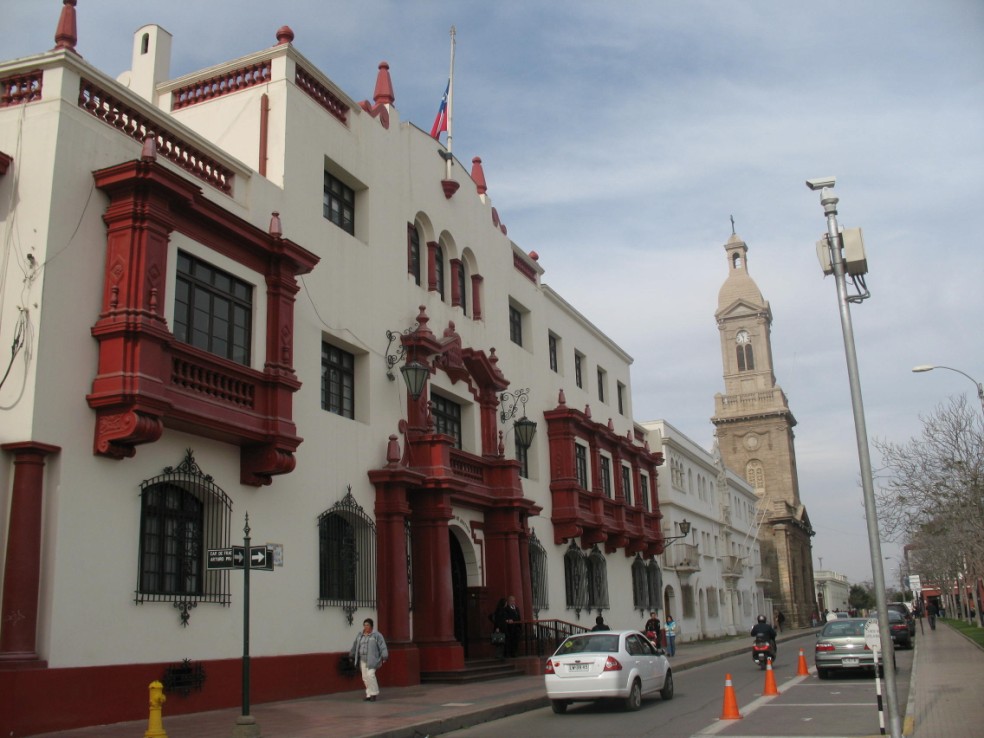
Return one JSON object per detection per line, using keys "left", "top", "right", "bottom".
{"left": 544, "top": 629, "right": 673, "bottom": 713}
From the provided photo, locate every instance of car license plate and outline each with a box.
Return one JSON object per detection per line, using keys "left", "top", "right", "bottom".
{"left": 842, "top": 657, "right": 859, "bottom": 666}
{"left": 568, "top": 663, "right": 589, "bottom": 672}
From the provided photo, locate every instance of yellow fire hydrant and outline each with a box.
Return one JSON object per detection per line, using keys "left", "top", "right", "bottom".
{"left": 144, "top": 680, "right": 167, "bottom": 738}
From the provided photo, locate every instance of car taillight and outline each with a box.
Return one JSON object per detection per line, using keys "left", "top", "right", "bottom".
{"left": 545, "top": 660, "right": 556, "bottom": 674}
{"left": 815, "top": 643, "right": 835, "bottom": 652}
{"left": 603, "top": 656, "right": 622, "bottom": 672}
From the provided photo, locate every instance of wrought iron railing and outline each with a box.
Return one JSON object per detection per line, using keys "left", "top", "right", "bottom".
{"left": 514, "top": 618, "right": 591, "bottom": 658}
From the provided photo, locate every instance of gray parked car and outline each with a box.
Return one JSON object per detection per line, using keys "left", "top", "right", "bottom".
{"left": 814, "top": 617, "right": 893, "bottom": 679}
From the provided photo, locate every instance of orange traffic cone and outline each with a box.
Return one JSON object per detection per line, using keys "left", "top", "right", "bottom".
{"left": 797, "top": 648, "right": 810, "bottom": 676}
{"left": 720, "top": 673, "right": 742, "bottom": 719}
{"left": 763, "top": 657, "right": 780, "bottom": 696}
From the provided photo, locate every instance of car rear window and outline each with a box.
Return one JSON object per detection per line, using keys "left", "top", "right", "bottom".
{"left": 823, "top": 621, "right": 864, "bottom": 637}
{"left": 559, "top": 634, "right": 620, "bottom": 654}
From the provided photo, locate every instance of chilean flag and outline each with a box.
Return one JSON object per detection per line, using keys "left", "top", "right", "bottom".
{"left": 430, "top": 80, "right": 449, "bottom": 139}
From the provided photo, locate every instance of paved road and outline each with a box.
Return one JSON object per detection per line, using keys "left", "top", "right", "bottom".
{"left": 445, "top": 632, "right": 912, "bottom": 738}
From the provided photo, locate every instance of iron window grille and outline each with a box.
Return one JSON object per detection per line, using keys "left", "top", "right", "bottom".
{"left": 431, "top": 393, "right": 462, "bottom": 449}
{"left": 640, "top": 473, "right": 650, "bottom": 512}
{"left": 587, "top": 544, "right": 609, "bottom": 612}
{"left": 574, "top": 352, "right": 583, "bottom": 388}
{"left": 136, "top": 450, "right": 233, "bottom": 619}
{"left": 317, "top": 486, "right": 377, "bottom": 623}
{"left": 564, "top": 540, "right": 588, "bottom": 618}
{"left": 646, "top": 559, "right": 663, "bottom": 613}
{"left": 529, "top": 530, "right": 549, "bottom": 618}
{"left": 323, "top": 171, "right": 355, "bottom": 234}
{"left": 173, "top": 251, "right": 253, "bottom": 365}
{"left": 548, "top": 334, "right": 558, "bottom": 372}
{"left": 321, "top": 342, "right": 355, "bottom": 419}
{"left": 597, "top": 368, "right": 606, "bottom": 402}
{"left": 621, "top": 465, "right": 632, "bottom": 505}
{"left": 632, "top": 554, "right": 649, "bottom": 612}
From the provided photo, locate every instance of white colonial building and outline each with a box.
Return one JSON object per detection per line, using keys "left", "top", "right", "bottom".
{"left": 1, "top": 4, "right": 679, "bottom": 734}
{"left": 643, "top": 420, "right": 769, "bottom": 641}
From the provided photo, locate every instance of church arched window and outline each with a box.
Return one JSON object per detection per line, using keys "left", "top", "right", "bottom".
{"left": 746, "top": 460, "right": 765, "bottom": 491}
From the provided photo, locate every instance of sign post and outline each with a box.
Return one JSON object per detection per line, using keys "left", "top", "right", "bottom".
{"left": 865, "top": 618, "right": 886, "bottom": 735}
{"left": 210, "top": 514, "right": 273, "bottom": 738}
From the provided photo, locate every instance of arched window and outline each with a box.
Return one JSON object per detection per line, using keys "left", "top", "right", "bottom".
{"left": 407, "top": 224, "right": 421, "bottom": 285}
{"left": 632, "top": 555, "right": 648, "bottom": 610}
{"left": 434, "top": 244, "right": 445, "bottom": 300}
{"left": 736, "top": 344, "right": 754, "bottom": 371}
{"left": 564, "top": 541, "right": 588, "bottom": 617}
{"left": 318, "top": 486, "right": 377, "bottom": 623}
{"left": 137, "top": 451, "right": 233, "bottom": 624}
{"left": 587, "top": 545, "right": 609, "bottom": 611}
{"left": 454, "top": 259, "right": 467, "bottom": 315}
{"left": 746, "top": 460, "right": 765, "bottom": 491}
{"left": 647, "top": 559, "right": 663, "bottom": 612}
{"left": 529, "top": 530, "right": 549, "bottom": 618}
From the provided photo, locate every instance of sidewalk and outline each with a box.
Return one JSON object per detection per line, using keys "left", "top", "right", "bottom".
{"left": 34, "top": 624, "right": 984, "bottom": 738}
{"left": 34, "top": 631, "right": 769, "bottom": 738}
{"left": 908, "top": 619, "right": 984, "bottom": 738}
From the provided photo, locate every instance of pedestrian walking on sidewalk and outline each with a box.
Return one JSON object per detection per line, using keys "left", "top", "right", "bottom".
{"left": 504, "top": 595, "right": 522, "bottom": 657}
{"left": 927, "top": 600, "right": 938, "bottom": 630}
{"left": 350, "top": 618, "right": 388, "bottom": 702}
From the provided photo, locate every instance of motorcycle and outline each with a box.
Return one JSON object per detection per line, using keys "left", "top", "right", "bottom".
{"left": 751, "top": 633, "right": 776, "bottom": 669}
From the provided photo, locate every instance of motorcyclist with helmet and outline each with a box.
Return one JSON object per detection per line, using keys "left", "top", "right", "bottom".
{"left": 750, "top": 614, "right": 778, "bottom": 659}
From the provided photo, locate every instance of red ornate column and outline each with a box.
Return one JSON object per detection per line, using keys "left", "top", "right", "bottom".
{"left": 410, "top": 488, "right": 462, "bottom": 671}
{"left": 368, "top": 447, "right": 422, "bottom": 685}
{"left": 0, "top": 441, "right": 60, "bottom": 665}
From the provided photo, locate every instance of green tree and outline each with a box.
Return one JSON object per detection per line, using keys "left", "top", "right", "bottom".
{"left": 849, "top": 583, "right": 875, "bottom": 612}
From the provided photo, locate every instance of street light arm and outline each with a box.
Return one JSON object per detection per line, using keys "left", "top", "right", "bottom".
{"left": 912, "top": 365, "right": 984, "bottom": 414}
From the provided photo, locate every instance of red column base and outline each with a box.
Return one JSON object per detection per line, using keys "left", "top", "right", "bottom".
{"left": 417, "top": 641, "right": 464, "bottom": 672}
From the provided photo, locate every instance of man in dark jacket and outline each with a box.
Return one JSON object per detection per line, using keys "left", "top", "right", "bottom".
{"left": 504, "top": 595, "right": 522, "bottom": 657}
{"left": 751, "top": 614, "right": 777, "bottom": 655}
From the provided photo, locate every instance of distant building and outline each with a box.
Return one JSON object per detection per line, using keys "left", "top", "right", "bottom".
{"left": 815, "top": 570, "right": 851, "bottom": 615}
{"left": 643, "top": 420, "right": 769, "bottom": 640}
{"left": 711, "top": 233, "right": 817, "bottom": 627}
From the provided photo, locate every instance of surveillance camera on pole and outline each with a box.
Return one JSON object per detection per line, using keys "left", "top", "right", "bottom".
{"left": 806, "top": 175, "right": 902, "bottom": 738}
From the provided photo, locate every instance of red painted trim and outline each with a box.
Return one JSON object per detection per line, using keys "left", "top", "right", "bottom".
{"left": 171, "top": 61, "right": 272, "bottom": 110}
{"left": 544, "top": 399, "right": 665, "bottom": 556}
{"left": 0, "top": 70, "right": 43, "bottom": 108}
{"left": 86, "top": 158, "right": 319, "bottom": 485}
{"left": 0, "top": 150, "right": 12, "bottom": 176}
{"left": 0, "top": 443, "right": 60, "bottom": 663}
{"left": 0, "top": 651, "right": 384, "bottom": 736}
{"left": 295, "top": 66, "right": 349, "bottom": 124}
{"left": 513, "top": 253, "right": 537, "bottom": 283}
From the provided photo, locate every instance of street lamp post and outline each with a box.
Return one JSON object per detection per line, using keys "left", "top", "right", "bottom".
{"left": 911, "top": 365, "right": 984, "bottom": 416}
{"left": 806, "top": 177, "right": 902, "bottom": 738}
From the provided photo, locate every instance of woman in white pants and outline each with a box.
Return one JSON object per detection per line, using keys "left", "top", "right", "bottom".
{"left": 350, "top": 618, "right": 389, "bottom": 701}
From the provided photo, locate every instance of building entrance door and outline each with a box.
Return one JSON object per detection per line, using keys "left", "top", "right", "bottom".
{"left": 449, "top": 530, "right": 468, "bottom": 658}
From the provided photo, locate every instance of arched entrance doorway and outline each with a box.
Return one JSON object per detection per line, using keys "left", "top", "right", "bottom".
{"left": 449, "top": 529, "right": 468, "bottom": 657}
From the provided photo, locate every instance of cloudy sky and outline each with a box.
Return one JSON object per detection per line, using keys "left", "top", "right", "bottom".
{"left": 7, "top": 1, "right": 983, "bottom": 586}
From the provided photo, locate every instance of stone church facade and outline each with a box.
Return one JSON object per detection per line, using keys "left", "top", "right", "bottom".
{"left": 711, "top": 233, "right": 816, "bottom": 627}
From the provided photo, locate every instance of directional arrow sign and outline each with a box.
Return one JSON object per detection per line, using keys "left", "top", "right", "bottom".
{"left": 208, "top": 547, "right": 247, "bottom": 569}
{"left": 249, "top": 545, "right": 273, "bottom": 571}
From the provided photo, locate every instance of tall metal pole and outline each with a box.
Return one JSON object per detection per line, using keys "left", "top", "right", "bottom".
{"left": 242, "top": 513, "right": 251, "bottom": 716}
{"left": 812, "top": 182, "right": 902, "bottom": 738}
{"left": 444, "top": 25, "right": 456, "bottom": 181}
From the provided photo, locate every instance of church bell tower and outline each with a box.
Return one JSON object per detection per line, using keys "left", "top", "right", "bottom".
{"left": 711, "top": 231, "right": 816, "bottom": 627}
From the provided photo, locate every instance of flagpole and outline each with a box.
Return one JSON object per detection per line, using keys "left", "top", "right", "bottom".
{"left": 446, "top": 25, "right": 456, "bottom": 178}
